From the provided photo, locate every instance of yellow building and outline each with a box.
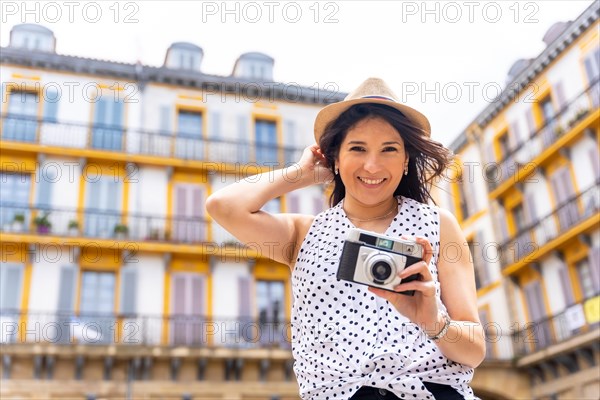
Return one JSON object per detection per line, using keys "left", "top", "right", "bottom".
{"left": 437, "top": 2, "right": 599, "bottom": 399}
{"left": 0, "top": 23, "right": 344, "bottom": 399}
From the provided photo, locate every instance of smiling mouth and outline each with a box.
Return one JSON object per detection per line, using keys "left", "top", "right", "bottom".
{"left": 358, "top": 177, "right": 386, "bottom": 185}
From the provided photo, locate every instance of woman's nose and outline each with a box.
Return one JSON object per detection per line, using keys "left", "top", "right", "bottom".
{"left": 363, "top": 153, "right": 382, "bottom": 173}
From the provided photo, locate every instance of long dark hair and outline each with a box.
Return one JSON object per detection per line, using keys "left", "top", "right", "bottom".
{"left": 318, "top": 103, "right": 452, "bottom": 206}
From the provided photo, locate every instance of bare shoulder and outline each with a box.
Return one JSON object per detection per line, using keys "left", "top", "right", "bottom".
{"left": 437, "top": 207, "right": 463, "bottom": 241}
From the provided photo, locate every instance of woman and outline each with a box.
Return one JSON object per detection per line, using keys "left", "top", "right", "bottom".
{"left": 206, "top": 78, "right": 485, "bottom": 399}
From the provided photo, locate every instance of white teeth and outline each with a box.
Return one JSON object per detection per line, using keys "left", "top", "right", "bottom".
{"left": 359, "top": 177, "right": 384, "bottom": 185}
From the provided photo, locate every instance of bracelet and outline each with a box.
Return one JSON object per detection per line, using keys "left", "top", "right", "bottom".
{"left": 427, "top": 311, "right": 451, "bottom": 341}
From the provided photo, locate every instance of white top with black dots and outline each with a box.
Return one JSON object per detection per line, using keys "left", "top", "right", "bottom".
{"left": 291, "top": 196, "right": 478, "bottom": 400}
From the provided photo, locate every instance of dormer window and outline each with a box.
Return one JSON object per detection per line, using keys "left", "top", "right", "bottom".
{"left": 164, "top": 42, "right": 203, "bottom": 72}
{"left": 233, "top": 52, "right": 274, "bottom": 81}
{"left": 9, "top": 24, "right": 55, "bottom": 52}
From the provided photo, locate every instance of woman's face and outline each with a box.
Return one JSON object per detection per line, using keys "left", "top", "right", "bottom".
{"left": 336, "top": 116, "right": 408, "bottom": 209}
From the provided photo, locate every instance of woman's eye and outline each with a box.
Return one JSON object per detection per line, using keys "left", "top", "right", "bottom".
{"left": 349, "top": 146, "right": 365, "bottom": 151}
{"left": 383, "top": 147, "right": 398, "bottom": 152}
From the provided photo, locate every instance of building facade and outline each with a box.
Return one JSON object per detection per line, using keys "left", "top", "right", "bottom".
{"left": 0, "top": 23, "right": 344, "bottom": 400}
{"left": 435, "top": 3, "right": 599, "bottom": 399}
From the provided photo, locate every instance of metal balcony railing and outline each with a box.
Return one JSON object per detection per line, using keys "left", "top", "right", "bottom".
{"left": 490, "top": 79, "right": 599, "bottom": 190}
{"left": 499, "top": 181, "right": 599, "bottom": 269}
{"left": 0, "top": 114, "right": 305, "bottom": 167}
{"left": 0, "top": 202, "right": 211, "bottom": 244}
{"left": 510, "top": 295, "right": 600, "bottom": 357}
{"left": 0, "top": 310, "right": 292, "bottom": 349}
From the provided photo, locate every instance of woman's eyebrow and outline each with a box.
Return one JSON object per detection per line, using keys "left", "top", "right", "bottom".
{"left": 346, "top": 141, "right": 402, "bottom": 145}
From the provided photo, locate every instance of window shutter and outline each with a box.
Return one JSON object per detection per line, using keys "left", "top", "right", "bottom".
{"left": 160, "top": 106, "right": 171, "bottom": 134}
{"left": 107, "top": 178, "right": 122, "bottom": 212}
{"left": 589, "top": 247, "right": 600, "bottom": 294}
{"left": 590, "top": 148, "right": 600, "bottom": 180}
{"left": 210, "top": 112, "right": 221, "bottom": 138}
{"left": 238, "top": 276, "right": 252, "bottom": 318}
{"left": 112, "top": 99, "right": 124, "bottom": 128}
{"left": 496, "top": 206, "right": 509, "bottom": 243}
{"left": 43, "top": 88, "right": 59, "bottom": 122}
{"left": 237, "top": 115, "right": 248, "bottom": 163}
{"left": 36, "top": 165, "right": 55, "bottom": 209}
{"left": 525, "top": 109, "right": 537, "bottom": 136}
{"left": 524, "top": 281, "right": 545, "bottom": 321}
{"left": 192, "top": 186, "right": 205, "bottom": 241}
{"left": 463, "top": 166, "right": 478, "bottom": 216}
{"left": 313, "top": 196, "right": 324, "bottom": 215}
{"left": 94, "top": 98, "right": 107, "bottom": 124}
{"left": 523, "top": 192, "right": 539, "bottom": 225}
{"left": 190, "top": 274, "right": 205, "bottom": 316}
{"left": 0, "top": 264, "right": 24, "bottom": 310}
{"left": 288, "top": 194, "right": 300, "bottom": 213}
{"left": 510, "top": 121, "right": 524, "bottom": 146}
{"left": 553, "top": 81, "right": 567, "bottom": 111}
{"left": 120, "top": 267, "right": 137, "bottom": 315}
{"left": 557, "top": 263, "right": 575, "bottom": 307}
{"left": 584, "top": 52, "right": 599, "bottom": 82}
{"left": 171, "top": 274, "right": 187, "bottom": 315}
{"left": 475, "top": 231, "right": 489, "bottom": 286}
{"left": 57, "top": 266, "right": 77, "bottom": 312}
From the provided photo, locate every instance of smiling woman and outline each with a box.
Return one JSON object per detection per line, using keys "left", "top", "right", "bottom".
{"left": 206, "top": 77, "right": 485, "bottom": 400}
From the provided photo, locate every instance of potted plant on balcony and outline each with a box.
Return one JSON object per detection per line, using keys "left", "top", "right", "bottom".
{"left": 33, "top": 213, "right": 52, "bottom": 234}
{"left": 12, "top": 213, "right": 25, "bottom": 232}
{"left": 68, "top": 219, "right": 79, "bottom": 236}
{"left": 147, "top": 228, "right": 160, "bottom": 241}
{"left": 113, "top": 223, "right": 129, "bottom": 239}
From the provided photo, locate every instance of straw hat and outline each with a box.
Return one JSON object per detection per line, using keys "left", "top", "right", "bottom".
{"left": 314, "top": 77, "right": 431, "bottom": 142}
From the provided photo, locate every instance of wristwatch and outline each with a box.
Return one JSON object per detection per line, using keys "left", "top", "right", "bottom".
{"left": 427, "top": 311, "right": 451, "bottom": 341}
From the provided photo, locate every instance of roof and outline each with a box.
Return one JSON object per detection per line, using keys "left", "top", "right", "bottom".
{"left": 1, "top": 46, "right": 345, "bottom": 105}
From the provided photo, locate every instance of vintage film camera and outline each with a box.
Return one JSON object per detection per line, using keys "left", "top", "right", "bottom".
{"left": 337, "top": 228, "right": 423, "bottom": 296}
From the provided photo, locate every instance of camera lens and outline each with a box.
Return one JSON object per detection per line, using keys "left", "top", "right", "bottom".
{"left": 371, "top": 261, "right": 392, "bottom": 281}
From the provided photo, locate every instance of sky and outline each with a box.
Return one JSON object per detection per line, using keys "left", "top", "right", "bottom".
{"left": 1, "top": 0, "right": 596, "bottom": 146}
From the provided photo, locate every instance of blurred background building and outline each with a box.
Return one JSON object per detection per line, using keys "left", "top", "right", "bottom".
{"left": 434, "top": 2, "right": 599, "bottom": 399}
{"left": 0, "top": 22, "right": 343, "bottom": 399}
{"left": 1, "top": 1, "right": 599, "bottom": 399}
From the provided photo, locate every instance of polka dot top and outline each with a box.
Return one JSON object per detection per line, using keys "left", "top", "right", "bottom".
{"left": 291, "top": 196, "right": 478, "bottom": 400}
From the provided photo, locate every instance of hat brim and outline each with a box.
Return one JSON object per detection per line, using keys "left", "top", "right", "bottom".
{"left": 314, "top": 98, "right": 431, "bottom": 143}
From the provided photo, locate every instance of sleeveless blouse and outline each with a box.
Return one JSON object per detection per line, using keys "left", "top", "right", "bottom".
{"left": 291, "top": 196, "right": 478, "bottom": 399}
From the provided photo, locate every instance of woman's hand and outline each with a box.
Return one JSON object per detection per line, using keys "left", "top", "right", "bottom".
{"left": 368, "top": 236, "right": 441, "bottom": 331}
{"left": 298, "top": 144, "right": 334, "bottom": 185}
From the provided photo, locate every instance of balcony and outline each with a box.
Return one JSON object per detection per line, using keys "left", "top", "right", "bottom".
{"left": 0, "top": 310, "right": 292, "bottom": 350}
{"left": 0, "top": 202, "right": 210, "bottom": 244}
{"left": 499, "top": 181, "right": 599, "bottom": 271}
{"left": 510, "top": 295, "right": 600, "bottom": 357}
{"left": 0, "top": 114, "right": 305, "bottom": 168}
{"left": 490, "top": 79, "right": 599, "bottom": 191}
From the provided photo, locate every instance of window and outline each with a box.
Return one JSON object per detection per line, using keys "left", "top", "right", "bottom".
{"left": 498, "top": 133, "right": 511, "bottom": 158}
{"left": 0, "top": 263, "right": 24, "bottom": 343}
{"left": 172, "top": 183, "right": 206, "bottom": 243}
{"left": 256, "top": 280, "right": 286, "bottom": 347}
{"left": 170, "top": 273, "right": 205, "bottom": 346}
{"left": 255, "top": 120, "right": 278, "bottom": 165}
{"left": 4, "top": 90, "right": 38, "bottom": 142}
{"left": 576, "top": 259, "right": 597, "bottom": 299}
{"left": 176, "top": 110, "right": 203, "bottom": 160}
{"left": 584, "top": 47, "right": 599, "bottom": 107}
{"left": 511, "top": 204, "right": 526, "bottom": 233}
{"left": 539, "top": 97, "right": 555, "bottom": 123}
{"left": 457, "top": 175, "right": 469, "bottom": 220}
{"left": 0, "top": 173, "right": 31, "bottom": 231}
{"left": 79, "top": 271, "right": 116, "bottom": 344}
{"left": 84, "top": 176, "right": 122, "bottom": 239}
{"left": 92, "top": 97, "right": 124, "bottom": 151}
{"left": 468, "top": 240, "right": 482, "bottom": 290}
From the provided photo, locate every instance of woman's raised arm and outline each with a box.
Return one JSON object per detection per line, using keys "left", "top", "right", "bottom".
{"left": 205, "top": 145, "right": 332, "bottom": 267}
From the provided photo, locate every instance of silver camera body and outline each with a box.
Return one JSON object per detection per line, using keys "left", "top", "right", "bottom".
{"left": 337, "top": 228, "right": 423, "bottom": 295}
